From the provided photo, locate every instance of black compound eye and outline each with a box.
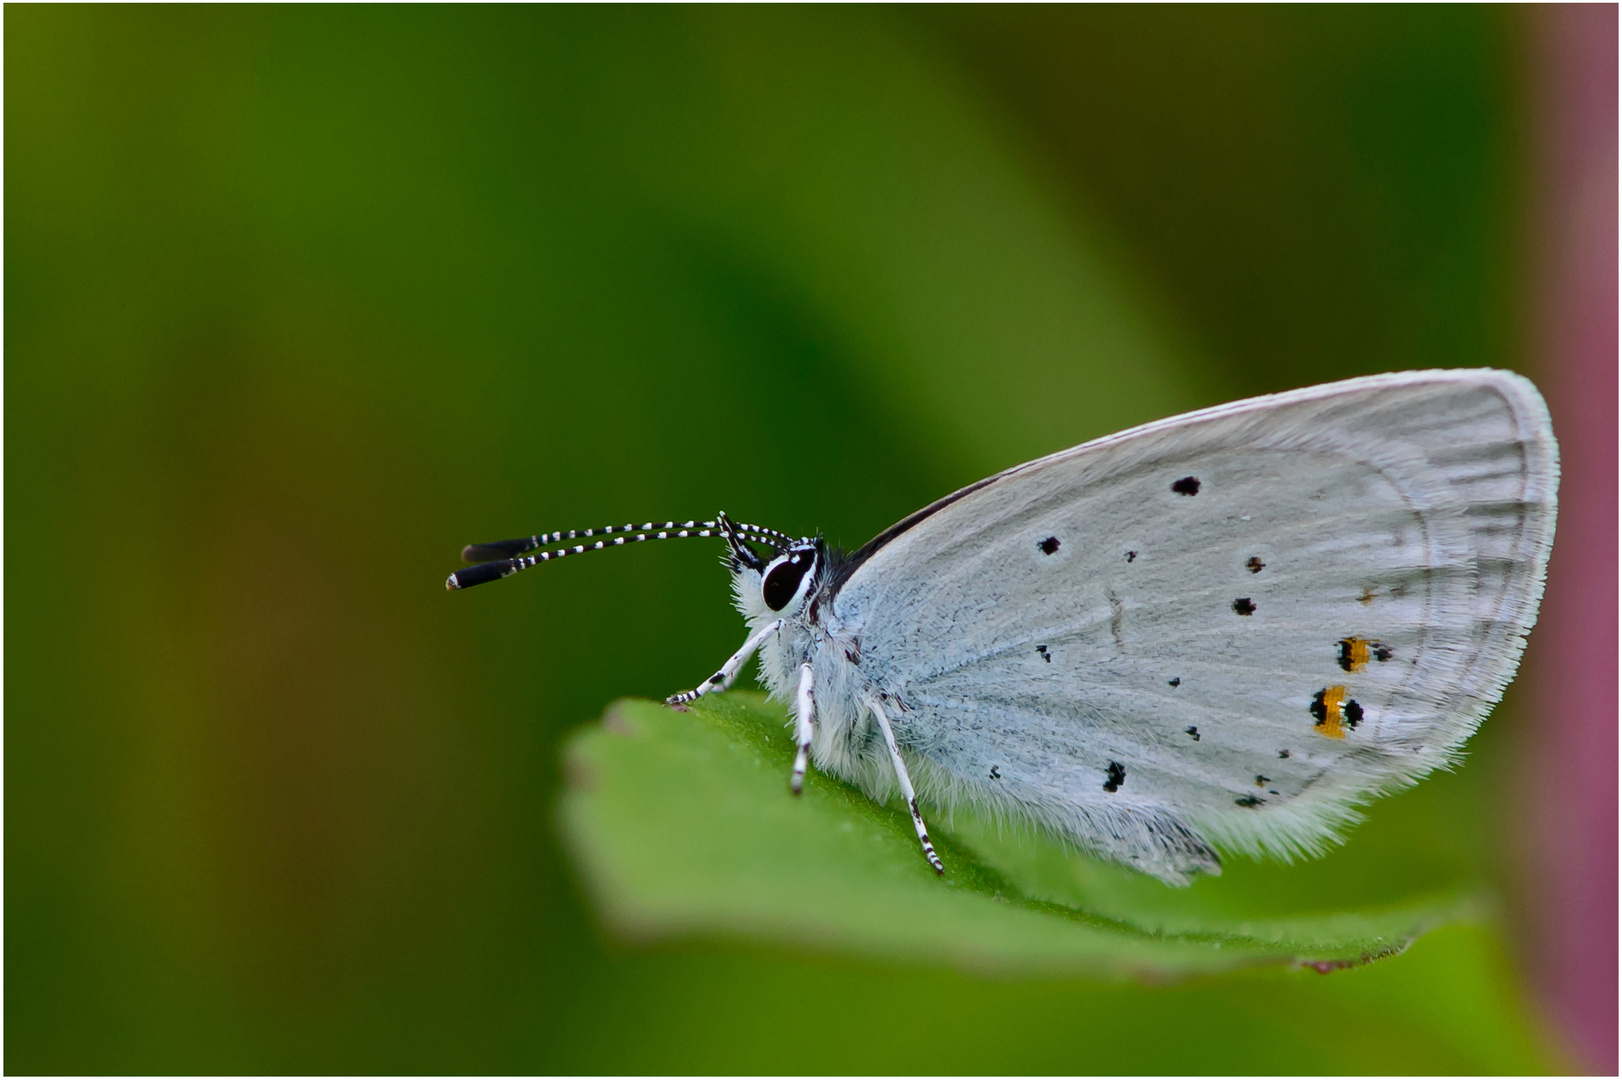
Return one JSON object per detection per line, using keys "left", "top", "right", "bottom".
{"left": 762, "top": 550, "right": 815, "bottom": 612}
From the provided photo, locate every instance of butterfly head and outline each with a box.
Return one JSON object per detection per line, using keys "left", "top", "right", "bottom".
{"left": 712, "top": 513, "right": 822, "bottom": 620}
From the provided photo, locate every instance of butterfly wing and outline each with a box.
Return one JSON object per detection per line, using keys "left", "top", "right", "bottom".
{"left": 829, "top": 370, "right": 1557, "bottom": 884}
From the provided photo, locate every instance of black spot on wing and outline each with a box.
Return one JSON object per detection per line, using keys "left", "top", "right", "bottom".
{"left": 1171, "top": 476, "right": 1201, "bottom": 496}
{"left": 1278, "top": 748, "right": 1291, "bottom": 759}
{"left": 1168, "top": 676, "right": 1181, "bottom": 687}
{"left": 1126, "top": 550, "right": 1137, "bottom": 563}
{"left": 1246, "top": 556, "right": 1265, "bottom": 574}
{"left": 1232, "top": 597, "right": 1256, "bottom": 616}
{"left": 1038, "top": 536, "right": 1060, "bottom": 555}
{"left": 989, "top": 765, "right": 1001, "bottom": 780}
{"left": 1185, "top": 726, "right": 1200, "bottom": 741}
{"left": 1344, "top": 699, "right": 1364, "bottom": 728}
{"left": 1035, "top": 644, "right": 1051, "bottom": 663}
{"left": 1235, "top": 795, "right": 1264, "bottom": 808}
{"left": 1103, "top": 761, "right": 1126, "bottom": 793}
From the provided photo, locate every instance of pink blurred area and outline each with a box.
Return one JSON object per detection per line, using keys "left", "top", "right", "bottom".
{"left": 1523, "top": 4, "right": 1618, "bottom": 1073}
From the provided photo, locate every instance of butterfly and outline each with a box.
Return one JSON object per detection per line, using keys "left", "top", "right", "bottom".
{"left": 448, "top": 369, "right": 1558, "bottom": 884}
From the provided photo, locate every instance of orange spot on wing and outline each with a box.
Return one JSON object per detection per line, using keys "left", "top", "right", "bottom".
{"left": 1337, "top": 636, "right": 1392, "bottom": 672}
{"left": 1312, "top": 686, "right": 1348, "bottom": 739}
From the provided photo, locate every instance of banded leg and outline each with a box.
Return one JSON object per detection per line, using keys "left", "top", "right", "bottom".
{"left": 791, "top": 662, "right": 814, "bottom": 794}
{"left": 865, "top": 693, "right": 945, "bottom": 875}
{"left": 667, "top": 619, "right": 782, "bottom": 705}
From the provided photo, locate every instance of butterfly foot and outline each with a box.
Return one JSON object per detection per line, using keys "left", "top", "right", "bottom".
{"left": 790, "top": 746, "right": 809, "bottom": 795}
{"left": 666, "top": 671, "right": 726, "bottom": 707}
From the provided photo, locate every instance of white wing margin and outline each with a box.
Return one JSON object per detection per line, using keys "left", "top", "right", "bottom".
{"left": 831, "top": 370, "right": 1557, "bottom": 883}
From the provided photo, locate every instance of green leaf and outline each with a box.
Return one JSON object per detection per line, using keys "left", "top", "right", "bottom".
{"left": 560, "top": 691, "right": 1483, "bottom": 978}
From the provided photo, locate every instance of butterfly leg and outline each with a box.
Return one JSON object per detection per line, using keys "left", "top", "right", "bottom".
{"left": 667, "top": 619, "right": 783, "bottom": 705}
{"left": 864, "top": 693, "right": 945, "bottom": 876}
{"left": 791, "top": 662, "right": 814, "bottom": 794}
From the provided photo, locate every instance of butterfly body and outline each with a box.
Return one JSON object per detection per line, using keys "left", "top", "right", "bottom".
{"left": 729, "top": 548, "right": 871, "bottom": 785}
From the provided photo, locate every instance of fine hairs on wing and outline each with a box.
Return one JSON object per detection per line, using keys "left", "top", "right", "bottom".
{"left": 812, "top": 371, "right": 1556, "bottom": 880}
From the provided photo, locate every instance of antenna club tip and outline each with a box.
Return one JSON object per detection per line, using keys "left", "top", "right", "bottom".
{"left": 459, "top": 545, "right": 480, "bottom": 563}
{"left": 445, "top": 573, "right": 461, "bottom": 591}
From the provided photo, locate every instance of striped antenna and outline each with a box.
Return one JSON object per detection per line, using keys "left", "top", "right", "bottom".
{"left": 446, "top": 513, "right": 795, "bottom": 591}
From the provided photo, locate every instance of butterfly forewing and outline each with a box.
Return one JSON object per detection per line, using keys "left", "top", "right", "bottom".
{"left": 831, "top": 371, "right": 1555, "bottom": 882}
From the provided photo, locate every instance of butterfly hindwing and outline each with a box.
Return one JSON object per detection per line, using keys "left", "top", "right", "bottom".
{"left": 829, "top": 370, "right": 1556, "bottom": 883}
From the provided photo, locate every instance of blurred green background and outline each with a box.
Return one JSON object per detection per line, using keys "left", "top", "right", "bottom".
{"left": 8, "top": 6, "right": 1561, "bottom": 1072}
